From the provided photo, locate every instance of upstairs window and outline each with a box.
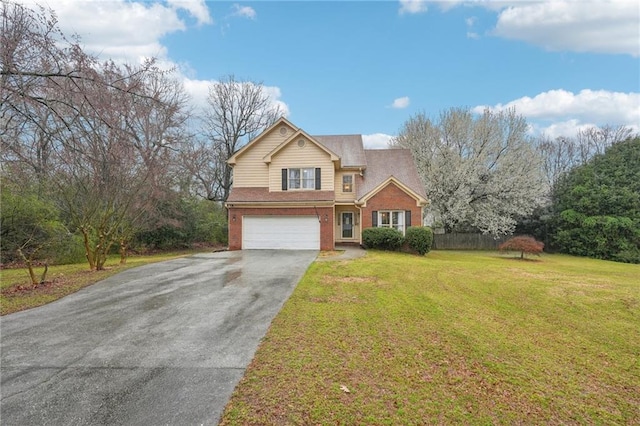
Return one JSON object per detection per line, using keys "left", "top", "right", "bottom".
{"left": 282, "top": 168, "right": 321, "bottom": 190}
{"left": 342, "top": 175, "right": 353, "bottom": 193}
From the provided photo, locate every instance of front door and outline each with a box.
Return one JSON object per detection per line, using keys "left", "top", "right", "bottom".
{"left": 341, "top": 212, "right": 354, "bottom": 239}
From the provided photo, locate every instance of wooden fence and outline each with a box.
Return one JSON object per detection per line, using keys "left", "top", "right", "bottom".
{"left": 432, "top": 233, "right": 508, "bottom": 250}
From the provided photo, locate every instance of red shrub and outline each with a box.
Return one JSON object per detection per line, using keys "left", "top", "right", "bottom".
{"left": 499, "top": 236, "right": 544, "bottom": 259}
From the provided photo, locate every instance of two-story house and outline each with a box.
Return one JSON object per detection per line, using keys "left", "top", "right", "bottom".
{"left": 226, "top": 118, "right": 428, "bottom": 250}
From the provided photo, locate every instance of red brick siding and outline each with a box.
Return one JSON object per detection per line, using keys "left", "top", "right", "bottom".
{"left": 228, "top": 207, "right": 334, "bottom": 250}
{"left": 361, "top": 183, "right": 422, "bottom": 231}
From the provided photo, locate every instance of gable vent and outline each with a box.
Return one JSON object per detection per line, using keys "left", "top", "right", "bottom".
{"left": 297, "top": 139, "right": 306, "bottom": 148}
{"left": 279, "top": 126, "right": 288, "bottom": 136}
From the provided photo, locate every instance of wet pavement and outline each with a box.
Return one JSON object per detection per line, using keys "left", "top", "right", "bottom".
{"left": 0, "top": 250, "right": 317, "bottom": 425}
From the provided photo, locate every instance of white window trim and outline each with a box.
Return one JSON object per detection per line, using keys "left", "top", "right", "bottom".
{"left": 378, "top": 210, "right": 406, "bottom": 235}
{"left": 342, "top": 174, "right": 353, "bottom": 193}
{"left": 288, "top": 167, "right": 315, "bottom": 190}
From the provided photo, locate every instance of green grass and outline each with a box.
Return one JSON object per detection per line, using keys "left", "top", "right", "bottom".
{"left": 0, "top": 251, "right": 202, "bottom": 315}
{"left": 221, "top": 250, "right": 640, "bottom": 425}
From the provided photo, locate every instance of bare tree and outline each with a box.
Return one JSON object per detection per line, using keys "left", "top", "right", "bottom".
{"left": 186, "top": 75, "right": 282, "bottom": 201}
{"left": 51, "top": 61, "right": 189, "bottom": 270}
{"left": 535, "top": 124, "right": 636, "bottom": 189}
{"left": 1, "top": 2, "right": 191, "bottom": 270}
{"left": 536, "top": 135, "right": 580, "bottom": 190}
{"left": 1, "top": 1, "right": 161, "bottom": 140}
{"left": 576, "top": 125, "right": 634, "bottom": 162}
{"left": 393, "top": 107, "right": 545, "bottom": 236}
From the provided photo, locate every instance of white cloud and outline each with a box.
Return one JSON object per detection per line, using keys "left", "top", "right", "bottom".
{"left": 231, "top": 4, "right": 257, "bottom": 20}
{"left": 28, "top": 0, "right": 212, "bottom": 65}
{"left": 363, "top": 133, "right": 395, "bottom": 149}
{"left": 390, "top": 96, "right": 411, "bottom": 109}
{"left": 493, "top": 0, "right": 640, "bottom": 57}
{"left": 263, "top": 85, "right": 290, "bottom": 117}
{"left": 474, "top": 89, "right": 640, "bottom": 137}
{"left": 530, "top": 119, "right": 597, "bottom": 139}
{"left": 434, "top": 1, "right": 638, "bottom": 56}
{"left": 166, "top": 0, "right": 212, "bottom": 25}
{"left": 183, "top": 78, "right": 290, "bottom": 118}
{"left": 399, "top": 0, "right": 428, "bottom": 15}
{"left": 32, "top": 1, "right": 285, "bottom": 123}
{"left": 183, "top": 78, "right": 212, "bottom": 112}
{"left": 465, "top": 15, "right": 479, "bottom": 39}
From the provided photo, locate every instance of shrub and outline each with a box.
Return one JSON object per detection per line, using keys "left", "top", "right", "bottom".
{"left": 499, "top": 235, "right": 544, "bottom": 259}
{"left": 362, "top": 227, "right": 404, "bottom": 251}
{"left": 404, "top": 226, "right": 434, "bottom": 255}
{"left": 613, "top": 247, "right": 640, "bottom": 264}
{"left": 51, "top": 233, "right": 86, "bottom": 265}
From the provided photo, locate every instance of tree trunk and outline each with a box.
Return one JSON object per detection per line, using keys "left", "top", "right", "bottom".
{"left": 95, "top": 242, "right": 107, "bottom": 270}
{"left": 119, "top": 239, "right": 128, "bottom": 264}
{"left": 39, "top": 264, "right": 49, "bottom": 284}
{"left": 81, "top": 227, "right": 96, "bottom": 270}
{"left": 95, "top": 236, "right": 114, "bottom": 271}
{"left": 17, "top": 248, "right": 38, "bottom": 286}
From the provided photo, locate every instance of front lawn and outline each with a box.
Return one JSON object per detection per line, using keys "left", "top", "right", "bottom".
{"left": 0, "top": 251, "right": 204, "bottom": 315}
{"left": 221, "top": 251, "right": 639, "bottom": 424}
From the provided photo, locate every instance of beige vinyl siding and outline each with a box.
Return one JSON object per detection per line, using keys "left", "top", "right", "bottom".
{"left": 269, "top": 138, "right": 334, "bottom": 191}
{"left": 233, "top": 125, "right": 294, "bottom": 187}
{"left": 335, "top": 171, "right": 357, "bottom": 202}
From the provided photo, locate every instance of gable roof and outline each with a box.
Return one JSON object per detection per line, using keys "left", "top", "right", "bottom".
{"left": 313, "top": 135, "right": 367, "bottom": 168}
{"left": 357, "top": 149, "right": 428, "bottom": 203}
{"left": 228, "top": 117, "right": 297, "bottom": 165}
{"left": 263, "top": 129, "right": 340, "bottom": 164}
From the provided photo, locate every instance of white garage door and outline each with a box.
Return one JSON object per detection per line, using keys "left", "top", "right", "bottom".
{"left": 243, "top": 216, "right": 320, "bottom": 250}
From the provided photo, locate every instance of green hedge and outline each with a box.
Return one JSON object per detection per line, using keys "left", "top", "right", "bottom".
{"left": 362, "top": 227, "right": 404, "bottom": 251}
{"left": 405, "top": 226, "right": 434, "bottom": 255}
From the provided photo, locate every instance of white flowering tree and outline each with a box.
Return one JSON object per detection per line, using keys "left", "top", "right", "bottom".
{"left": 392, "top": 107, "right": 545, "bottom": 236}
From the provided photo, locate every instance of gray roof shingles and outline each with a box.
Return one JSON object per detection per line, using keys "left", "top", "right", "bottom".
{"left": 228, "top": 135, "right": 426, "bottom": 204}
{"left": 313, "top": 135, "right": 367, "bottom": 168}
{"left": 357, "top": 149, "right": 427, "bottom": 200}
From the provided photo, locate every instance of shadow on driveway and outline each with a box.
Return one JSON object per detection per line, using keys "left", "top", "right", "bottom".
{"left": 1, "top": 250, "right": 317, "bottom": 425}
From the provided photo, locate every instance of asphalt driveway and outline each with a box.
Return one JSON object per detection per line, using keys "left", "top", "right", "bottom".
{"left": 0, "top": 250, "right": 317, "bottom": 425}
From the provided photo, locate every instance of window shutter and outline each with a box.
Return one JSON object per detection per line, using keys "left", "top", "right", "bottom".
{"left": 282, "top": 169, "right": 288, "bottom": 191}
{"left": 315, "top": 168, "right": 321, "bottom": 190}
{"left": 405, "top": 210, "right": 412, "bottom": 227}
{"left": 372, "top": 211, "right": 378, "bottom": 227}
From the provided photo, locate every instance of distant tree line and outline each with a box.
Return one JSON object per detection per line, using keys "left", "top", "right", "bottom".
{"left": 1, "top": 2, "right": 280, "bottom": 277}
{"left": 394, "top": 109, "right": 639, "bottom": 263}
{"left": 2, "top": 1, "right": 637, "bottom": 277}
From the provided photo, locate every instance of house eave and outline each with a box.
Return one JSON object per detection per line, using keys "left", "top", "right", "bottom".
{"left": 357, "top": 176, "right": 428, "bottom": 208}
{"left": 226, "top": 201, "right": 335, "bottom": 208}
{"left": 263, "top": 130, "right": 340, "bottom": 164}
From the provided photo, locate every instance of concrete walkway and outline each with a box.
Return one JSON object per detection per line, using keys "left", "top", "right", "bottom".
{"left": 0, "top": 250, "right": 317, "bottom": 426}
{"left": 316, "top": 244, "right": 367, "bottom": 262}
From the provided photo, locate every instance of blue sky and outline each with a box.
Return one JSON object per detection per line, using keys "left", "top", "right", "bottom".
{"left": 37, "top": 0, "right": 639, "bottom": 147}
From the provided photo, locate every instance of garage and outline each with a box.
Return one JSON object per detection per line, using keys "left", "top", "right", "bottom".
{"left": 242, "top": 216, "right": 320, "bottom": 250}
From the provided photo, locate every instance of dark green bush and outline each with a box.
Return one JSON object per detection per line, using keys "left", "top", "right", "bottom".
{"left": 362, "top": 227, "right": 404, "bottom": 251}
{"left": 404, "top": 226, "right": 434, "bottom": 255}
{"left": 51, "top": 233, "right": 86, "bottom": 265}
{"left": 613, "top": 247, "right": 640, "bottom": 264}
{"left": 550, "top": 137, "right": 640, "bottom": 263}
